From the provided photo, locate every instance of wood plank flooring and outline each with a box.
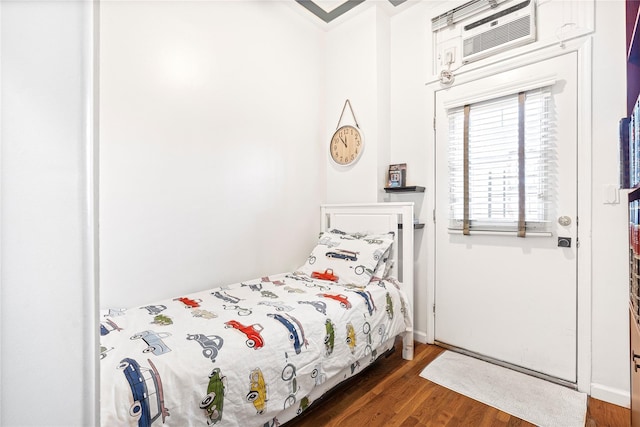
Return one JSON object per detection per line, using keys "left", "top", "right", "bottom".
{"left": 285, "top": 339, "right": 630, "bottom": 427}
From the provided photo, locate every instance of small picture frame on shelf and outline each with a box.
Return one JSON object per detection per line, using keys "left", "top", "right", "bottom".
{"left": 387, "top": 163, "right": 407, "bottom": 188}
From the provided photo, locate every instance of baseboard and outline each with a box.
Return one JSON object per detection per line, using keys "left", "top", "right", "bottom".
{"left": 590, "top": 383, "right": 630, "bottom": 408}
{"left": 414, "top": 330, "right": 428, "bottom": 344}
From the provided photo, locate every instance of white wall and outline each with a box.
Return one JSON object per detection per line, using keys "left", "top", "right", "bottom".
{"left": 387, "top": 0, "right": 629, "bottom": 406}
{"left": 100, "top": 1, "right": 326, "bottom": 307}
{"left": 0, "top": 1, "right": 97, "bottom": 426}
{"left": 590, "top": 0, "right": 630, "bottom": 406}
{"left": 324, "top": 5, "right": 392, "bottom": 203}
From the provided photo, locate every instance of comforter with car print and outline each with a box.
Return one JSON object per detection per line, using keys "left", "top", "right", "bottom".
{"left": 100, "top": 272, "right": 412, "bottom": 427}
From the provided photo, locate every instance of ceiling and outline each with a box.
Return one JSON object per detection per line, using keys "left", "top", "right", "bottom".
{"left": 295, "top": 0, "right": 409, "bottom": 23}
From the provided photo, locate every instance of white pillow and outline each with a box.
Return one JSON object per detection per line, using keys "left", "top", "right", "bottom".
{"left": 299, "top": 229, "right": 394, "bottom": 287}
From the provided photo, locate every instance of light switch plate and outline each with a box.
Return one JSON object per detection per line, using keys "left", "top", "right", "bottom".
{"left": 603, "top": 184, "right": 620, "bottom": 204}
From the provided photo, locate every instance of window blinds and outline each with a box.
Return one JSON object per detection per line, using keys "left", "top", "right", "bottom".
{"left": 447, "top": 86, "right": 553, "bottom": 234}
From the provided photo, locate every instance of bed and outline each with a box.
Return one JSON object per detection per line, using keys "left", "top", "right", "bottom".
{"left": 100, "top": 203, "right": 415, "bottom": 426}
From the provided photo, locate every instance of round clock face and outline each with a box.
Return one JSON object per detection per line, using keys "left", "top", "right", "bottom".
{"left": 330, "top": 125, "right": 363, "bottom": 166}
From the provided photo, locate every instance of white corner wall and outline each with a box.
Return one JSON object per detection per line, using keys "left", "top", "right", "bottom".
{"left": 1, "top": 1, "right": 98, "bottom": 426}
{"left": 388, "top": 2, "right": 432, "bottom": 344}
{"left": 99, "top": 1, "right": 326, "bottom": 307}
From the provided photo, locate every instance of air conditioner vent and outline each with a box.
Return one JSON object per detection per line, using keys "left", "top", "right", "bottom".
{"left": 463, "top": 15, "right": 531, "bottom": 59}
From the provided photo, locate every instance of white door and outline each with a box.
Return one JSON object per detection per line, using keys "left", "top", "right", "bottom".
{"left": 434, "top": 53, "right": 578, "bottom": 383}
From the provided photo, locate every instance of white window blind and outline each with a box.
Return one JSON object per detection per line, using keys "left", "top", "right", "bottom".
{"left": 447, "top": 86, "right": 554, "bottom": 235}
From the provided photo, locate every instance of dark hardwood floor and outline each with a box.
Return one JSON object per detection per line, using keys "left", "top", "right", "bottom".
{"left": 286, "top": 338, "right": 630, "bottom": 427}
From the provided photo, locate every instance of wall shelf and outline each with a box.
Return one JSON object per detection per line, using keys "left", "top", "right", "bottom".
{"left": 398, "top": 223, "right": 425, "bottom": 230}
{"left": 384, "top": 186, "right": 425, "bottom": 193}
{"left": 384, "top": 185, "right": 425, "bottom": 229}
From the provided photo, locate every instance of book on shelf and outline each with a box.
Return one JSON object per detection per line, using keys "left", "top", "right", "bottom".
{"left": 621, "top": 117, "right": 631, "bottom": 189}
{"left": 387, "top": 163, "right": 407, "bottom": 188}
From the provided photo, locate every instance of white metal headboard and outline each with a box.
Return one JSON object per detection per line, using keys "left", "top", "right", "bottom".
{"left": 320, "top": 203, "right": 414, "bottom": 360}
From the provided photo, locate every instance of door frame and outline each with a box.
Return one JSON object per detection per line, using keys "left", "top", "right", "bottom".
{"left": 424, "top": 36, "right": 593, "bottom": 394}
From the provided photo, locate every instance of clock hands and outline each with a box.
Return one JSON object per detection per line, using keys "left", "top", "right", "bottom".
{"left": 339, "top": 135, "right": 347, "bottom": 147}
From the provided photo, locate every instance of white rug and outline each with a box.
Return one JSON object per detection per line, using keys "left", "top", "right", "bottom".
{"left": 419, "top": 350, "right": 587, "bottom": 427}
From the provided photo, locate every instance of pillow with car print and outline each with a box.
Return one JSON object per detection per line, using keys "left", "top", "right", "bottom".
{"left": 298, "top": 229, "right": 394, "bottom": 287}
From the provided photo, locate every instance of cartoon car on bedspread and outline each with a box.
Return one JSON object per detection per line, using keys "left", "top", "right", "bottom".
{"left": 130, "top": 330, "right": 172, "bottom": 356}
{"left": 258, "top": 300, "right": 294, "bottom": 312}
{"left": 173, "top": 297, "right": 202, "bottom": 308}
{"left": 117, "top": 358, "right": 170, "bottom": 426}
{"left": 247, "top": 368, "right": 267, "bottom": 414}
{"left": 191, "top": 309, "right": 217, "bottom": 319}
{"left": 186, "top": 333, "right": 224, "bottom": 362}
{"left": 100, "top": 318, "right": 123, "bottom": 335}
{"left": 241, "top": 282, "right": 263, "bottom": 292}
{"left": 324, "top": 319, "right": 336, "bottom": 356}
{"left": 281, "top": 363, "right": 299, "bottom": 409}
{"left": 351, "top": 289, "right": 377, "bottom": 316}
{"left": 211, "top": 291, "right": 241, "bottom": 304}
{"left": 310, "top": 362, "right": 327, "bottom": 386}
{"left": 285, "top": 271, "right": 313, "bottom": 282}
{"left": 267, "top": 313, "right": 307, "bottom": 354}
{"left": 200, "top": 368, "right": 225, "bottom": 425}
{"left": 325, "top": 249, "right": 358, "bottom": 261}
{"left": 385, "top": 292, "right": 394, "bottom": 319}
{"left": 152, "top": 314, "right": 173, "bottom": 326}
{"left": 317, "top": 293, "right": 352, "bottom": 309}
{"left": 311, "top": 268, "right": 339, "bottom": 282}
{"left": 297, "top": 300, "right": 327, "bottom": 314}
{"left": 222, "top": 304, "right": 252, "bottom": 316}
{"left": 224, "top": 320, "right": 265, "bottom": 349}
{"left": 140, "top": 305, "right": 167, "bottom": 315}
{"left": 297, "top": 396, "right": 310, "bottom": 415}
{"left": 261, "top": 290, "right": 278, "bottom": 299}
{"left": 345, "top": 322, "right": 357, "bottom": 354}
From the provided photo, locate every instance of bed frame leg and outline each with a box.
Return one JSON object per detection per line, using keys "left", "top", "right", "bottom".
{"left": 402, "top": 330, "right": 414, "bottom": 360}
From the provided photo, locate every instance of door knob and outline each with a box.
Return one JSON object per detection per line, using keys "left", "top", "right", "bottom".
{"left": 558, "top": 216, "right": 571, "bottom": 226}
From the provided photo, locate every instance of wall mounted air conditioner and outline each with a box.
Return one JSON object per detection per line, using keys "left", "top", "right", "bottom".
{"left": 461, "top": 0, "right": 536, "bottom": 63}
{"left": 432, "top": 0, "right": 537, "bottom": 75}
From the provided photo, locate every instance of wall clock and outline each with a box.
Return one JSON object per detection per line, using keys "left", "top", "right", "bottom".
{"left": 330, "top": 99, "right": 364, "bottom": 166}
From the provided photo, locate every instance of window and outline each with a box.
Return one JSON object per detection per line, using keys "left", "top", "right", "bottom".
{"left": 447, "top": 86, "right": 554, "bottom": 235}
